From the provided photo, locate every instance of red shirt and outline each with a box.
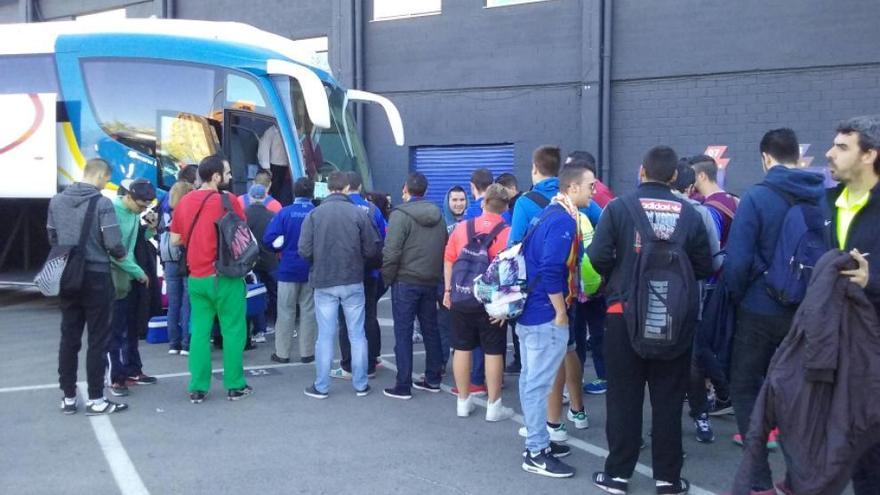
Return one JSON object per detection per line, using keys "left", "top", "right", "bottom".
{"left": 592, "top": 180, "right": 615, "bottom": 209}
{"left": 444, "top": 212, "right": 510, "bottom": 264}
{"left": 171, "top": 189, "right": 246, "bottom": 277}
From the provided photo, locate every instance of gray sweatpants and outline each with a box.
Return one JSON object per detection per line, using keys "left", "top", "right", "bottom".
{"left": 275, "top": 281, "right": 317, "bottom": 360}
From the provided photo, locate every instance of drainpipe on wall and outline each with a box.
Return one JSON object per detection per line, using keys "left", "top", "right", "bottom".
{"left": 354, "top": 0, "right": 365, "bottom": 137}
{"left": 19, "top": 0, "right": 33, "bottom": 22}
{"left": 599, "top": 0, "right": 613, "bottom": 184}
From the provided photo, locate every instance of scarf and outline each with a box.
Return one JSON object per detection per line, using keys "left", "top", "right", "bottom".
{"left": 551, "top": 193, "right": 583, "bottom": 305}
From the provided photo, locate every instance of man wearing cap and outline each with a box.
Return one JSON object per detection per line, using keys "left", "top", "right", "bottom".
{"left": 245, "top": 183, "right": 278, "bottom": 343}
{"left": 107, "top": 178, "right": 158, "bottom": 398}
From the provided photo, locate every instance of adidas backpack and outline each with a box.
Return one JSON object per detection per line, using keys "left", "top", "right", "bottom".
{"left": 622, "top": 196, "right": 701, "bottom": 360}
{"left": 215, "top": 192, "right": 259, "bottom": 278}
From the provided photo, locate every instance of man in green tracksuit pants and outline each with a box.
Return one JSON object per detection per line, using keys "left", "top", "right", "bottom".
{"left": 171, "top": 156, "right": 252, "bottom": 403}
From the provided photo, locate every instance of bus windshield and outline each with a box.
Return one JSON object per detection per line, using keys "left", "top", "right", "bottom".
{"left": 272, "top": 76, "right": 372, "bottom": 190}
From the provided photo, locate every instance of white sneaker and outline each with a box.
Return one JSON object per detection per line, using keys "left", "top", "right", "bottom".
{"left": 566, "top": 408, "right": 590, "bottom": 429}
{"left": 180, "top": 350, "right": 189, "bottom": 356}
{"left": 457, "top": 396, "right": 475, "bottom": 418}
{"left": 412, "top": 331, "right": 423, "bottom": 344}
{"left": 518, "top": 424, "right": 569, "bottom": 442}
{"left": 329, "top": 368, "right": 352, "bottom": 380}
{"left": 264, "top": 325, "right": 275, "bottom": 335}
{"left": 485, "top": 398, "right": 514, "bottom": 422}
{"left": 168, "top": 349, "right": 180, "bottom": 355}
{"left": 252, "top": 333, "right": 267, "bottom": 343}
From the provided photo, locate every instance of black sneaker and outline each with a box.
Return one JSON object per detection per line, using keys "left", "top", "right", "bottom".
{"left": 522, "top": 441, "right": 571, "bottom": 459}
{"left": 109, "top": 382, "right": 129, "bottom": 397}
{"left": 227, "top": 385, "right": 253, "bottom": 401}
{"left": 190, "top": 391, "right": 207, "bottom": 404}
{"left": 356, "top": 385, "right": 371, "bottom": 397}
{"left": 85, "top": 399, "right": 128, "bottom": 416}
{"left": 593, "top": 472, "right": 629, "bottom": 494}
{"left": 521, "top": 448, "right": 575, "bottom": 478}
{"left": 127, "top": 373, "right": 157, "bottom": 385}
{"left": 383, "top": 386, "right": 413, "bottom": 400}
{"left": 656, "top": 478, "right": 689, "bottom": 495}
{"left": 694, "top": 413, "right": 715, "bottom": 443}
{"left": 504, "top": 361, "right": 521, "bottom": 374}
{"left": 708, "top": 396, "right": 734, "bottom": 416}
{"left": 270, "top": 353, "right": 290, "bottom": 364}
{"left": 60, "top": 397, "right": 77, "bottom": 415}
{"left": 304, "top": 384, "right": 328, "bottom": 400}
{"left": 413, "top": 380, "right": 440, "bottom": 393}
{"left": 300, "top": 355, "right": 315, "bottom": 364}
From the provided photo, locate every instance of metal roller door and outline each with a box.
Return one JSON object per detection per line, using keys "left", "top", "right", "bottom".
{"left": 411, "top": 144, "right": 514, "bottom": 206}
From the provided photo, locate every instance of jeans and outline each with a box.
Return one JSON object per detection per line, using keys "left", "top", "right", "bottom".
{"left": 471, "top": 347, "right": 485, "bottom": 385}
{"left": 585, "top": 297, "right": 607, "bottom": 379}
{"left": 275, "top": 281, "right": 316, "bottom": 359}
{"left": 518, "top": 320, "right": 568, "bottom": 453}
{"left": 107, "top": 287, "right": 143, "bottom": 384}
{"left": 164, "top": 261, "right": 190, "bottom": 350}
{"left": 340, "top": 275, "right": 381, "bottom": 373}
{"left": 437, "top": 297, "right": 451, "bottom": 366}
{"left": 58, "top": 271, "right": 115, "bottom": 400}
{"left": 314, "top": 283, "right": 368, "bottom": 393}
{"left": 391, "top": 282, "right": 443, "bottom": 389}
{"left": 730, "top": 307, "right": 793, "bottom": 491}
{"left": 604, "top": 314, "right": 690, "bottom": 482}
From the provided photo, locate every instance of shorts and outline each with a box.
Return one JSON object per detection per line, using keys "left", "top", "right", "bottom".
{"left": 451, "top": 308, "right": 506, "bottom": 355}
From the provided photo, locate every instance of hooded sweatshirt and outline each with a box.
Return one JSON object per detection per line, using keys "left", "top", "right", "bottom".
{"left": 47, "top": 182, "right": 126, "bottom": 273}
{"left": 508, "top": 177, "right": 559, "bottom": 245}
{"left": 723, "top": 165, "right": 826, "bottom": 316}
{"left": 442, "top": 186, "right": 470, "bottom": 234}
{"left": 382, "top": 198, "right": 448, "bottom": 286}
{"left": 110, "top": 196, "right": 152, "bottom": 299}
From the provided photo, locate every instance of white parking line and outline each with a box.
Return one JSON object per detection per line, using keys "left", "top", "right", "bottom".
{"left": 77, "top": 384, "right": 150, "bottom": 495}
{"left": 377, "top": 358, "right": 716, "bottom": 495}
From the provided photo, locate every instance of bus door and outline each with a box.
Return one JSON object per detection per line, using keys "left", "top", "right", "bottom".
{"left": 221, "top": 109, "right": 277, "bottom": 197}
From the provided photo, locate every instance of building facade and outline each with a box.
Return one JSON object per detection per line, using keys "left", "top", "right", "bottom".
{"left": 2, "top": 0, "right": 879, "bottom": 198}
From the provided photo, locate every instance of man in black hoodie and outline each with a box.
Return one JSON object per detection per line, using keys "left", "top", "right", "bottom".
{"left": 723, "top": 128, "right": 826, "bottom": 494}
{"left": 382, "top": 173, "right": 448, "bottom": 400}
{"left": 48, "top": 158, "right": 128, "bottom": 415}
{"left": 589, "top": 146, "right": 713, "bottom": 495}
{"left": 824, "top": 115, "right": 880, "bottom": 495}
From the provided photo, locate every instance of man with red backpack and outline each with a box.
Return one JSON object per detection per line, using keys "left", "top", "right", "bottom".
{"left": 444, "top": 183, "right": 514, "bottom": 421}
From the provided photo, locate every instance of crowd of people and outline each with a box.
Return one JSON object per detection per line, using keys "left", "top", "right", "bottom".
{"left": 46, "top": 114, "right": 880, "bottom": 495}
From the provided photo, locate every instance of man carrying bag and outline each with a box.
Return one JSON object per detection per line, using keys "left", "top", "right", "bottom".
{"left": 44, "top": 158, "right": 128, "bottom": 415}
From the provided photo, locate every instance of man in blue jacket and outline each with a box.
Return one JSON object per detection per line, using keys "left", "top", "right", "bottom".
{"left": 723, "top": 128, "right": 826, "bottom": 494}
{"left": 264, "top": 177, "right": 316, "bottom": 364}
{"left": 518, "top": 163, "right": 597, "bottom": 479}
{"left": 462, "top": 168, "right": 493, "bottom": 220}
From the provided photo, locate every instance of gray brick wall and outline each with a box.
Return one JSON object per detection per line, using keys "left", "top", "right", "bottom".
{"left": 610, "top": 65, "right": 880, "bottom": 195}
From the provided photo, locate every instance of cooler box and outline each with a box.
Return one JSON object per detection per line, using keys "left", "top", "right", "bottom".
{"left": 147, "top": 316, "right": 169, "bottom": 344}
{"left": 246, "top": 283, "right": 267, "bottom": 317}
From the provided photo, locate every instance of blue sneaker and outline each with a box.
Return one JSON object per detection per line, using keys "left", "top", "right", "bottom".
{"left": 583, "top": 379, "right": 607, "bottom": 395}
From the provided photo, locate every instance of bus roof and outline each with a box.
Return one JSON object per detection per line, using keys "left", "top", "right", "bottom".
{"left": 0, "top": 18, "right": 321, "bottom": 71}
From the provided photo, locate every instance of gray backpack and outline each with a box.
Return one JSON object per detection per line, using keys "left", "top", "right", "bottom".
{"left": 214, "top": 193, "right": 259, "bottom": 278}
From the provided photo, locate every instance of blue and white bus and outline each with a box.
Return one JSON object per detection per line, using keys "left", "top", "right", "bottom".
{"left": 0, "top": 19, "right": 404, "bottom": 281}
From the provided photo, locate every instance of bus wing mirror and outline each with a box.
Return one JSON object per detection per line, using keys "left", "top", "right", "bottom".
{"left": 346, "top": 89, "right": 405, "bottom": 146}
{"left": 266, "top": 59, "right": 331, "bottom": 130}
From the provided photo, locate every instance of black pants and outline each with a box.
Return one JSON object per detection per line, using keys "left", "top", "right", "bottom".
{"left": 269, "top": 164, "right": 293, "bottom": 206}
{"left": 339, "top": 275, "right": 380, "bottom": 373}
{"left": 853, "top": 442, "right": 880, "bottom": 495}
{"left": 254, "top": 269, "right": 277, "bottom": 322}
{"left": 604, "top": 314, "right": 690, "bottom": 482}
{"left": 108, "top": 288, "right": 144, "bottom": 384}
{"left": 730, "top": 307, "right": 793, "bottom": 491}
{"left": 58, "top": 271, "right": 115, "bottom": 400}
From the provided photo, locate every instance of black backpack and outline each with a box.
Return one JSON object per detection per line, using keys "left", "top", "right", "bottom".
{"left": 450, "top": 219, "right": 508, "bottom": 312}
{"left": 622, "top": 195, "right": 701, "bottom": 360}
{"left": 214, "top": 192, "right": 259, "bottom": 278}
